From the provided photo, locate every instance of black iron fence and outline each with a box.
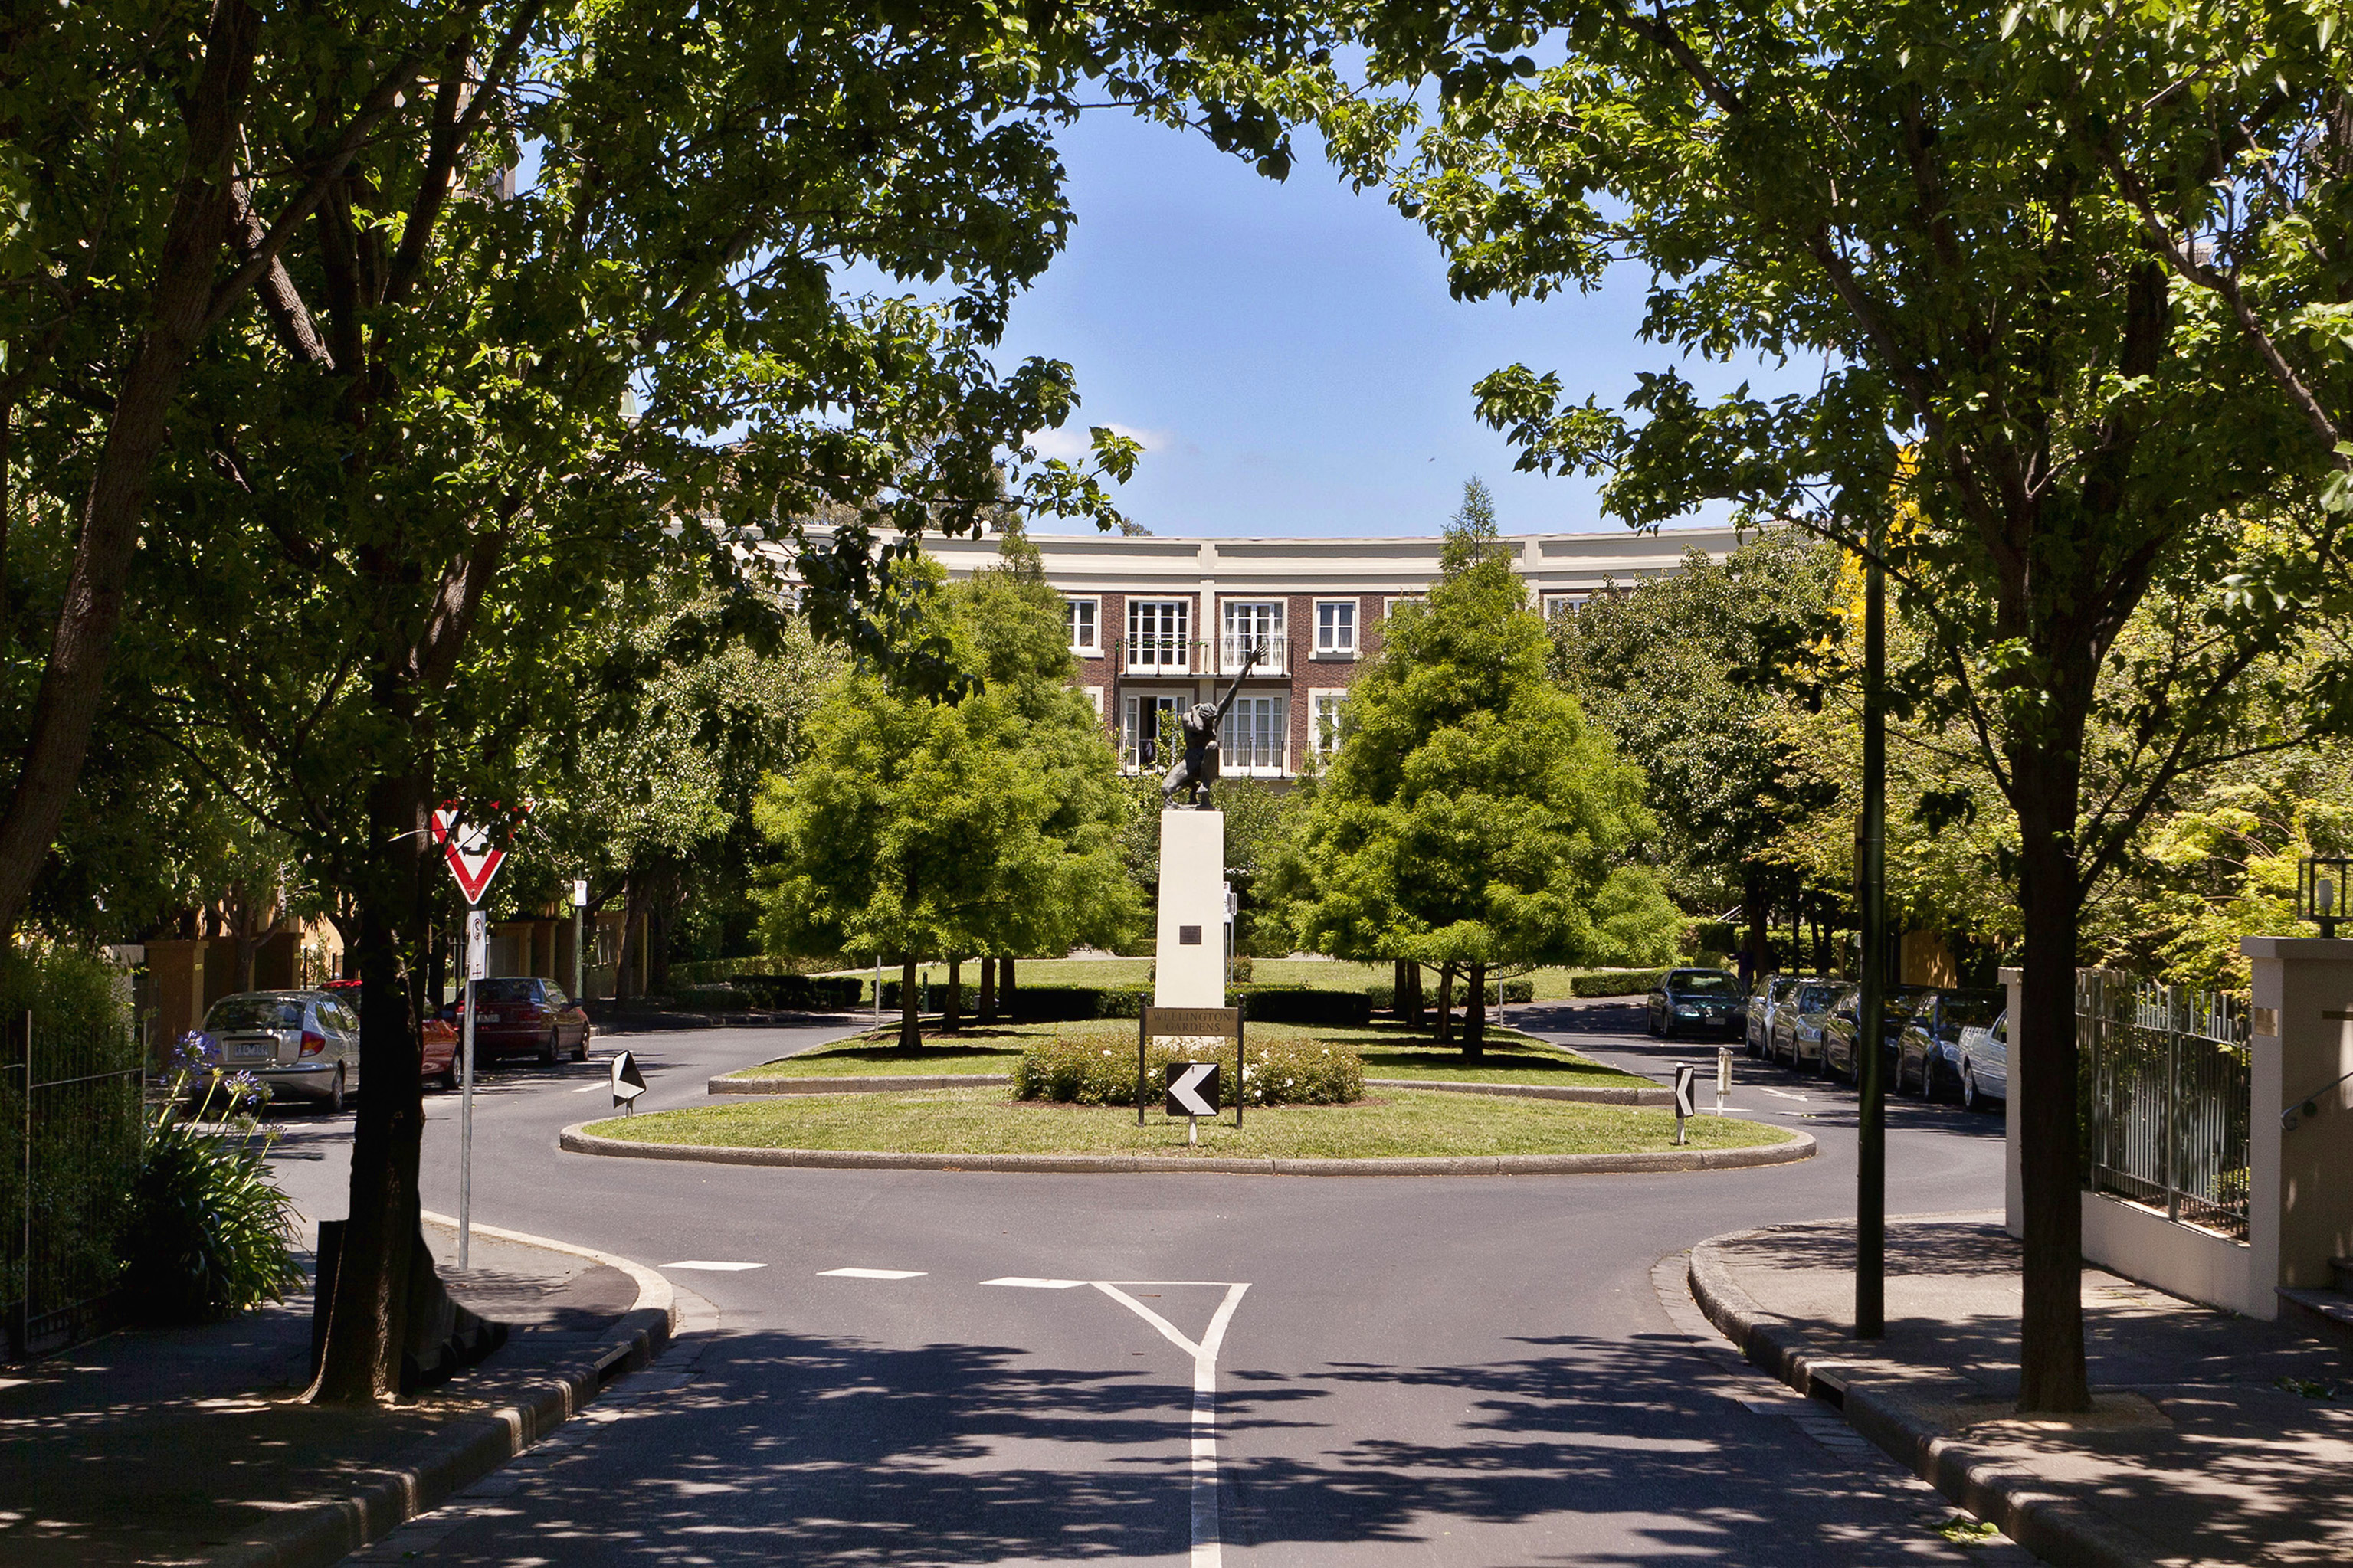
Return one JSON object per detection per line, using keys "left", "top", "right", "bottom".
{"left": 2, "top": 1010, "right": 146, "bottom": 1358}
{"left": 2078, "top": 972, "right": 2252, "bottom": 1239}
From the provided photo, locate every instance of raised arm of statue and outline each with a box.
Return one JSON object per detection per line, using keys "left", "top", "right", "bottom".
{"left": 1209, "top": 643, "right": 1260, "bottom": 726}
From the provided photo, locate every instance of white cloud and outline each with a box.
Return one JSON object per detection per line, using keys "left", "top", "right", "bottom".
{"left": 1025, "top": 421, "right": 1173, "bottom": 464}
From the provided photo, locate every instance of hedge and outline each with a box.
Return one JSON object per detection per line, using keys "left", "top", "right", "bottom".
{"left": 995, "top": 984, "right": 1149, "bottom": 1021}
{"left": 1570, "top": 967, "right": 1672, "bottom": 997}
{"left": 1366, "top": 979, "right": 1533, "bottom": 1010}
{"left": 1011, "top": 1030, "right": 1362, "bottom": 1107}
{"left": 668, "top": 954, "right": 834, "bottom": 987}
{"left": 1231, "top": 985, "right": 1371, "bottom": 1026}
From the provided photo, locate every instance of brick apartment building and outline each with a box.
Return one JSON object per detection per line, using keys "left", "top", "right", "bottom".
{"left": 921, "top": 525, "right": 1744, "bottom": 783}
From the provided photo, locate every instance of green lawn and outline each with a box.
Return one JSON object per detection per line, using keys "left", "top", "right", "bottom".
{"left": 724, "top": 1018, "right": 1652, "bottom": 1088}
{"left": 811, "top": 957, "right": 1643, "bottom": 1002}
{"left": 588, "top": 1086, "right": 1789, "bottom": 1160}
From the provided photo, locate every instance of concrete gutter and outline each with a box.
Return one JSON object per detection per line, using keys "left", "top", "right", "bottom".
{"left": 707, "top": 1073, "right": 1670, "bottom": 1105}
{"left": 202, "top": 1215, "right": 676, "bottom": 1568}
{"left": 561, "top": 1120, "right": 1813, "bottom": 1177}
{"left": 1686, "top": 1224, "right": 2164, "bottom": 1568}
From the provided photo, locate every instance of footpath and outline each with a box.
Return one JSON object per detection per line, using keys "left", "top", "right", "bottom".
{"left": 0, "top": 1213, "right": 673, "bottom": 1568}
{"left": 1690, "top": 1213, "right": 2353, "bottom": 1567}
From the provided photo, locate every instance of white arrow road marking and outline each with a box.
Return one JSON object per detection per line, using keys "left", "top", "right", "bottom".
{"left": 1090, "top": 1282, "right": 1250, "bottom": 1568}
{"left": 981, "top": 1277, "right": 1090, "bottom": 1288}
{"left": 1168, "top": 1062, "right": 1217, "bottom": 1117}
{"left": 818, "top": 1267, "right": 926, "bottom": 1280}
{"left": 664, "top": 1261, "right": 767, "bottom": 1272}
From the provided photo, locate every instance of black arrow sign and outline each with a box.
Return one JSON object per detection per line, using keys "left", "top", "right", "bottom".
{"left": 611, "top": 1049, "right": 647, "bottom": 1114}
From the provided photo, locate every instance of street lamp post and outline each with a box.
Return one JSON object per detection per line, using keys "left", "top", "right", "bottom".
{"left": 1857, "top": 518, "right": 1889, "bottom": 1339}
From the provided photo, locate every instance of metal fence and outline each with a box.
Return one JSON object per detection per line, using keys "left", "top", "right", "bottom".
{"left": 2, "top": 1011, "right": 146, "bottom": 1359}
{"left": 2078, "top": 972, "right": 2252, "bottom": 1239}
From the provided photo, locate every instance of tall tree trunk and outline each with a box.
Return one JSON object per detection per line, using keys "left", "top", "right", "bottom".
{"left": 1000, "top": 955, "right": 1016, "bottom": 1021}
{"left": 312, "top": 769, "right": 428, "bottom": 1404}
{"left": 2014, "top": 751, "right": 2092, "bottom": 1413}
{"left": 898, "top": 953, "right": 921, "bottom": 1049}
{"left": 1403, "top": 961, "right": 1423, "bottom": 1026}
{"left": 612, "top": 882, "right": 641, "bottom": 1005}
{"left": 1463, "top": 960, "right": 1487, "bottom": 1059}
{"left": 978, "top": 957, "right": 996, "bottom": 1026}
{"left": 0, "top": 0, "right": 264, "bottom": 937}
{"left": 943, "top": 955, "right": 962, "bottom": 1033}
{"left": 1744, "top": 866, "right": 1769, "bottom": 986}
{"left": 1434, "top": 964, "right": 1456, "bottom": 1045}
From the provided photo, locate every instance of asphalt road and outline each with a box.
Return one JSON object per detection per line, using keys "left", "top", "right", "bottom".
{"left": 266, "top": 1002, "right": 2021, "bottom": 1567}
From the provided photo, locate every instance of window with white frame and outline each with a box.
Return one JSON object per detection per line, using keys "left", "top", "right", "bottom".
{"left": 1126, "top": 598, "right": 1190, "bottom": 669}
{"left": 1221, "top": 600, "right": 1283, "bottom": 671}
{"left": 1063, "top": 596, "right": 1100, "bottom": 653}
{"left": 1383, "top": 594, "right": 1425, "bottom": 619}
{"left": 1122, "top": 693, "right": 1181, "bottom": 768}
{"left": 1314, "top": 599, "right": 1357, "bottom": 655}
{"left": 1224, "top": 696, "right": 1287, "bottom": 775}
{"left": 1540, "top": 592, "right": 1583, "bottom": 620}
{"left": 1309, "top": 691, "right": 1349, "bottom": 758}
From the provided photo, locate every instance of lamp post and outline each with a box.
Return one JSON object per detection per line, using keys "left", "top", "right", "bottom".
{"left": 1856, "top": 517, "right": 1888, "bottom": 1340}
{"left": 2299, "top": 856, "right": 2351, "bottom": 940}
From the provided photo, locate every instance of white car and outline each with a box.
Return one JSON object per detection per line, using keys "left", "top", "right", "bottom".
{"left": 1955, "top": 1010, "right": 2008, "bottom": 1112}
{"left": 202, "top": 990, "right": 362, "bottom": 1112}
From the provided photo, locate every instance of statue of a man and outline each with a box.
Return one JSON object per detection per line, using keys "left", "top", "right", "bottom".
{"left": 1161, "top": 646, "right": 1260, "bottom": 810}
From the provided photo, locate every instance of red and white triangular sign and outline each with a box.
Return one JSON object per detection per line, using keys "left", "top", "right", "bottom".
{"left": 430, "top": 807, "right": 506, "bottom": 905}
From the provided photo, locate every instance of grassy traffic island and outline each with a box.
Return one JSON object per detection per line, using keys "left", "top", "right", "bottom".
{"left": 580, "top": 1087, "right": 1794, "bottom": 1162}
{"left": 716, "top": 1017, "right": 1660, "bottom": 1088}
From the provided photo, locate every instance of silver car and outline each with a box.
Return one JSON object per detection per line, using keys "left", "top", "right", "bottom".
{"left": 1746, "top": 974, "right": 1820, "bottom": 1057}
{"left": 1955, "top": 1010, "right": 2008, "bottom": 1112}
{"left": 203, "top": 990, "right": 362, "bottom": 1112}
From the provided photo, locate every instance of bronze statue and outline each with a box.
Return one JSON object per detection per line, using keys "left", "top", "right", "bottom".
{"left": 1161, "top": 645, "right": 1261, "bottom": 810}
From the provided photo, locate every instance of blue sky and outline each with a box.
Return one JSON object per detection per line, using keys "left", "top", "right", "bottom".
{"left": 991, "top": 111, "right": 1820, "bottom": 539}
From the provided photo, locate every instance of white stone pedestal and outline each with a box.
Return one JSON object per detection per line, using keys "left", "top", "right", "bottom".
{"left": 1154, "top": 810, "right": 1225, "bottom": 1008}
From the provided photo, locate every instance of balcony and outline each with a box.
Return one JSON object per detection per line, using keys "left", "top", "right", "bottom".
{"left": 1220, "top": 635, "right": 1288, "bottom": 676}
{"left": 1116, "top": 635, "right": 1201, "bottom": 676}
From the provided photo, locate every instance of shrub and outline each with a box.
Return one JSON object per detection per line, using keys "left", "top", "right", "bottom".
{"left": 124, "top": 1078, "right": 303, "bottom": 1323}
{"left": 1571, "top": 967, "right": 1672, "bottom": 997}
{"left": 1012, "top": 1030, "right": 1363, "bottom": 1107}
{"left": 1371, "top": 979, "right": 1533, "bottom": 1010}
{"left": 668, "top": 954, "right": 841, "bottom": 986}
{"left": 877, "top": 981, "right": 982, "bottom": 1013}
{"left": 1232, "top": 986, "right": 1371, "bottom": 1026}
{"left": 729, "top": 974, "right": 863, "bottom": 1010}
{"left": 1000, "top": 984, "right": 1149, "bottom": 1021}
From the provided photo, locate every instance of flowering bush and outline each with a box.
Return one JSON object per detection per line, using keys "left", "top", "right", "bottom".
{"left": 125, "top": 1069, "right": 301, "bottom": 1321}
{"left": 1012, "top": 1032, "right": 1364, "bottom": 1107}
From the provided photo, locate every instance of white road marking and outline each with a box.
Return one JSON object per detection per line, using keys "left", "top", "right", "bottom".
{"left": 573, "top": 1082, "right": 609, "bottom": 1092}
{"left": 981, "top": 1276, "right": 1089, "bottom": 1288}
{"left": 818, "top": 1267, "right": 926, "bottom": 1280}
{"left": 664, "top": 1260, "right": 768, "bottom": 1272}
{"left": 1761, "top": 1088, "right": 1809, "bottom": 1101}
{"left": 1090, "top": 1282, "right": 1250, "bottom": 1568}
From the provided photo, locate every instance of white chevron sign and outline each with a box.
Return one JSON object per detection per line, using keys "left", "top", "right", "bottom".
{"left": 1165, "top": 1061, "right": 1219, "bottom": 1118}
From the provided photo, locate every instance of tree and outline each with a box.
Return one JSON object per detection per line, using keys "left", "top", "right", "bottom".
{"left": 1280, "top": 480, "right": 1674, "bottom": 1056}
{"left": 1320, "top": 1, "right": 2343, "bottom": 1409}
{"left": 756, "top": 551, "right": 1135, "bottom": 1046}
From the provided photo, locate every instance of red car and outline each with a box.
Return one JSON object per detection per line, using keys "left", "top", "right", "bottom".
{"left": 320, "top": 979, "right": 462, "bottom": 1089}
{"left": 443, "top": 976, "right": 593, "bottom": 1065}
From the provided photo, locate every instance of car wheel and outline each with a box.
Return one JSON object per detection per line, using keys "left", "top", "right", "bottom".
{"left": 326, "top": 1066, "right": 346, "bottom": 1115}
{"left": 1660, "top": 1015, "right": 1677, "bottom": 1039}
{"left": 572, "top": 1024, "right": 589, "bottom": 1063}
{"left": 540, "top": 1027, "right": 560, "bottom": 1066}
{"left": 438, "top": 1059, "right": 459, "bottom": 1092}
{"left": 1962, "top": 1066, "right": 1981, "bottom": 1112}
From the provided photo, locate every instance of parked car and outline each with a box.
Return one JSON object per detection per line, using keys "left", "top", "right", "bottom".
{"left": 320, "top": 978, "right": 461, "bottom": 1090}
{"left": 1820, "top": 984, "right": 1935, "bottom": 1083}
{"left": 1895, "top": 988, "right": 2006, "bottom": 1100}
{"left": 1747, "top": 974, "right": 1820, "bottom": 1058}
{"left": 444, "top": 977, "right": 592, "bottom": 1065}
{"left": 201, "top": 990, "right": 362, "bottom": 1111}
{"left": 1645, "top": 967, "right": 1748, "bottom": 1039}
{"left": 1955, "top": 1010, "right": 2009, "bottom": 1111}
{"left": 1771, "top": 980, "right": 1851, "bottom": 1072}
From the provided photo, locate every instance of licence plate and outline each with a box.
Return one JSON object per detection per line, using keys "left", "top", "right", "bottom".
{"left": 229, "top": 1040, "right": 273, "bottom": 1059}
{"left": 476, "top": 1011, "right": 500, "bottom": 1023}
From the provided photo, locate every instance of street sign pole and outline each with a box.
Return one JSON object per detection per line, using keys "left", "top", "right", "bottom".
{"left": 460, "top": 904, "right": 485, "bottom": 1270}
{"left": 1857, "top": 517, "right": 1889, "bottom": 1340}
{"left": 570, "top": 879, "right": 587, "bottom": 1005}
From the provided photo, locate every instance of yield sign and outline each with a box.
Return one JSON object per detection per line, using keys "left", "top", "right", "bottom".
{"left": 430, "top": 807, "right": 506, "bottom": 905}
{"left": 1165, "top": 1062, "right": 1219, "bottom": 1118}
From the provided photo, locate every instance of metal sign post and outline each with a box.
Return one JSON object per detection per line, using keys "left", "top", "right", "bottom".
{"left": 459, "top": 905, "right": 486, "bottom": 1268}
{"left": 570, "top": 879, "right": 588, "bottom": 1004}
{"left": 1716, "top": 1046, "right": 1732, "bottom": 1115}
{"left": 1672, "top": 1064, "right": 1698, "bottom": 1146}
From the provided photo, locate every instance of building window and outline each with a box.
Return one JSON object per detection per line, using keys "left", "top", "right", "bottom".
{"left": 1126, "top": 598, "right": 1191, "bottom": 670}
{"left": 1225, "top": 696, "right": 1287, "bottom": 775}
{"left": 1122, "top": 693, "right": 1181, "bottom": 769}
{"left": 1540, "top": 593, "right": 1583, "bottom": 620}
{"left": 1082, "top": 686, "right": 1104, "bottom": 719}
{"left": 1383, "top": 594, "right": 1424, "bottom": 618}
{"left": 1222, "top": 600, "right": 1284, "bottom": 673}
{"left": 1314, "top": 600, "right": 1357, "bottom": 655}
{"left": 1310, "top": 691, "right": 1349, "bottom": 758}
{"left": 1064, "top": 597, "right": 1100, "bottom": 653}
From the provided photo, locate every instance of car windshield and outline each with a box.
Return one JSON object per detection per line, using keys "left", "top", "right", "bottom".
{"left": 1671, "top": 971, "right": 1739, "bottom": 994}
{"left": 472, "top": 978, "right": 537, "bottom": 1003}
{"left": 1798, "top": 984, "right": 1837, "bottom": 1012}
{"left": 206, "top": 997, "right": 303, "bottom": 1032}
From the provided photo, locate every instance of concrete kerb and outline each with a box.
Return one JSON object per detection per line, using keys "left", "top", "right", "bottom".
{"left": 1686, "top": 1223, "right": 2165, "bottom": 1568}
{"left": 561, "top": 1119, "right": 1814, "bottom": 1177}
{"left": 199, "top": 1215, "right": 679, "bottom": 1568}
{"left": 706, "top": 1072, "right": 1673, "bottom": 1105}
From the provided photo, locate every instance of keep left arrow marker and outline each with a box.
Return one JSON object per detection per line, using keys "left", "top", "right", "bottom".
{"left": 1167, "top": 1062, "right": 1217, "bottom": 1118}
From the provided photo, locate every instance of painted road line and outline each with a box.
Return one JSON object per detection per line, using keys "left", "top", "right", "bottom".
{"left": 980, "top": 1276, "right": 1089, "bottom": 1288}
{"left": 1092, "top": 1282, "right": 1250, "bottom": 1568}
{"left": 664, "top": 1260, "right": 768, "bottom": 1272}
{"left": 1761, "top": 1088, "right": 1809, "bottom": 1101}
{"left": 818, "top": 1267, "right": 927, "bottom": 1280}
